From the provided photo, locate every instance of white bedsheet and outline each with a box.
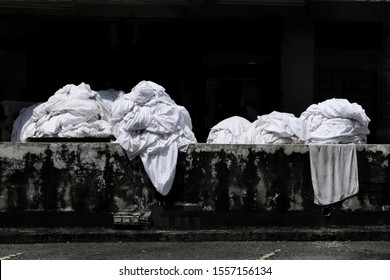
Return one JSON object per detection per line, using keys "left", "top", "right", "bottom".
{"left": 309, "top": 144, "right": 359, "bottom": 205}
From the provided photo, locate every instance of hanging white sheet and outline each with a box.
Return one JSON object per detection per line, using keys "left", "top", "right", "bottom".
{"left": 309, "top": 144, "right": 359, "bottom": 205}
{"left": 111, "top": 80, "right": 197, "bottom": 196}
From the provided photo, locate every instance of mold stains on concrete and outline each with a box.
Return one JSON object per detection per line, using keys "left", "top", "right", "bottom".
{"left": 0, "top": 143, "right": 389, "bottom": 220}
{"left": 101, "top": 150, "right": 115, "bottom": 211}
{"left": 179, "top": 150, "right": 215, "bottom": 210}
{"left": 58, "top": 182, "right": 73, "bottom": 211}
{"left": 40, "top": 149, "right": 59, "bottom": 211}
{"left": 240, "top": 149, "right": 260, "bottom": 211}
{"left": 213, "top": 151, "right": 230, "bottom": 212}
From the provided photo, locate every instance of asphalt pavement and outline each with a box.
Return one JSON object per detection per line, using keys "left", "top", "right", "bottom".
{"left": 0, "top": 225, "right": 389, "bottom": 260}
{"left": 0, "top": 225, "right": 389, "bottom": 243}
{"left": 0, "top": 240, "right": 389, "bottom": 260}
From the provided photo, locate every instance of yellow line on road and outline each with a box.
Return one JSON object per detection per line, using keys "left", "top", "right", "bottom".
{"left": 0, "top": 252, "right": 23, "bottom": 260}
{"left": 259, "top": 249, "right": 281, "bottom": 260}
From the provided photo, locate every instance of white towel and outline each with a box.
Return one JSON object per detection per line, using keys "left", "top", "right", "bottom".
{"left": 309, "top": 144, "right": 359, "bottom": 206}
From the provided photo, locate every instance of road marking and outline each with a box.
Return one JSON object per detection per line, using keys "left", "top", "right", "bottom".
{"left": 0, "top": 252, "right": 23, "bottom": 260}
{"left": 259, "top": 249, "right": 281, "bottom": 260}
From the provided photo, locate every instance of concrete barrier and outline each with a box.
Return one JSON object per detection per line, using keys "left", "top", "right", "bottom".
{"left": 0, "top": 142, "right": 389, "bottom": 228}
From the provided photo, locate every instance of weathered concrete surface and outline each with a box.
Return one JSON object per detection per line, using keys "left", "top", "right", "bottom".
{"left": 0, "top": 143, "right": 389, "bottom": 228}
{"left": 0, "top": 142, "right": 155, "bottom": 215}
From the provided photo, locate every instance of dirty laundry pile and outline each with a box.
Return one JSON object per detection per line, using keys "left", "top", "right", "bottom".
{"left": 111, "top": 80, "right": 197, "bottom": 196}
{"left": 19, "top": 83, "right": 112, "bottom": 142}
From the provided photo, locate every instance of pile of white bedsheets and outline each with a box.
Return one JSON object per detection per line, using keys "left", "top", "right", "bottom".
{"left": 19, "top": 83, "right": 113, "bottom": 142}
{"left": 207, "top": 116, "right": 251, "bottom": 144}
{"left": 300, "top": 98, "right": 370, "bottom": 144}
{"left": 238, "top": 111, "right": 310, "bottom": 144}
{"left": 111, "top": 80, "right": 197, "bottom": 196}
{"left": 206, "top": 98, "right": 370, "bottom": 206}
{"left": 207, "top": 112, "right": 310, "bottom": 144}
{"left": 207, "top": 98, "right": 370, "bottom": 145}
{"left": 12, "top": 81, "right": 196, "bottom": 196}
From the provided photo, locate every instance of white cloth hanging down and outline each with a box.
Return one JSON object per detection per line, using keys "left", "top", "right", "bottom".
{"left": 300, "top": 98, "right": 370, "bottom": 144}
{"left": 19, "top": 83, "right": 112, "bottom": 142}
{"left": 309, "top": 144, "right": 359, "bottom": 206}
{"left": 111, "top": 80, "right": 197, "bottom": 196}
{"left": 238, "top": 111, "right": 310, "bottom": 144}
{"left": 207, "top": 116, "right": 251, "bottom": 144}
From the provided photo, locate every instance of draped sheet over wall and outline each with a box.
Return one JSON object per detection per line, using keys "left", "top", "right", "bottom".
{"left": 206, "top": 98, "right": 371, "bottom": 206}
{"left": 11, "top": 91, "right": 370, "bottom": 202}
{"left": 12, "top": 81, "right": 197, "bottom": 196}
{"left": 111, "top": 81, "right": 197, "bottom": 195}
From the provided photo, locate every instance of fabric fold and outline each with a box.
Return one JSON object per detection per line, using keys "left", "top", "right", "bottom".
{"left": 309, "top": 144, "right": 359, "bottom": 206}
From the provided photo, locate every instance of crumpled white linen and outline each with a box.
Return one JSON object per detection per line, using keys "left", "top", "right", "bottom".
{"left": 238, "top": 111, "right": 310, "bottom": 144}
{"left": 300, "top": 98, "right": 370, "bottom": 144}
{"left": 19, "top": 83, "right": 112, "bottom": 141}
{"left": 309, "top": 144, "right": 359, "bottom": 205}
{"left": 111, "top": 80, "right": 197, "bottom": 196}
{"left": 207, "top": 116, "right": 251, "bottom": 144}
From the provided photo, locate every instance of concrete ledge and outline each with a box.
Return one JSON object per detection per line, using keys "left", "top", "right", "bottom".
{"left": 0, "top": 143, "right": 389, "bottom": 228}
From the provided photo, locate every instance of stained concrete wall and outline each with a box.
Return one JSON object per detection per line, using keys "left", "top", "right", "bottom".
{"left": 0, "top": 142, "right": 389, "bottom": 228}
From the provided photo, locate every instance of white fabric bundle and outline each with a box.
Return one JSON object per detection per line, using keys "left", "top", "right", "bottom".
{"left": 238, "top": 111, "right": 310, "bottom": 144}
{"left": 300, "top": 98, "right": 370, "bottom": 144}
{"left": 19, "top": 83, "right": 112, "bottom": 141}
{"left": 309, "top": 144, "right": 359, "bottom": 205}
{"left": 111, "top": 80, "right": 197, "bottom": 196}
{"left": 207, "top": 116, "right": 251, "bottom": 144}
